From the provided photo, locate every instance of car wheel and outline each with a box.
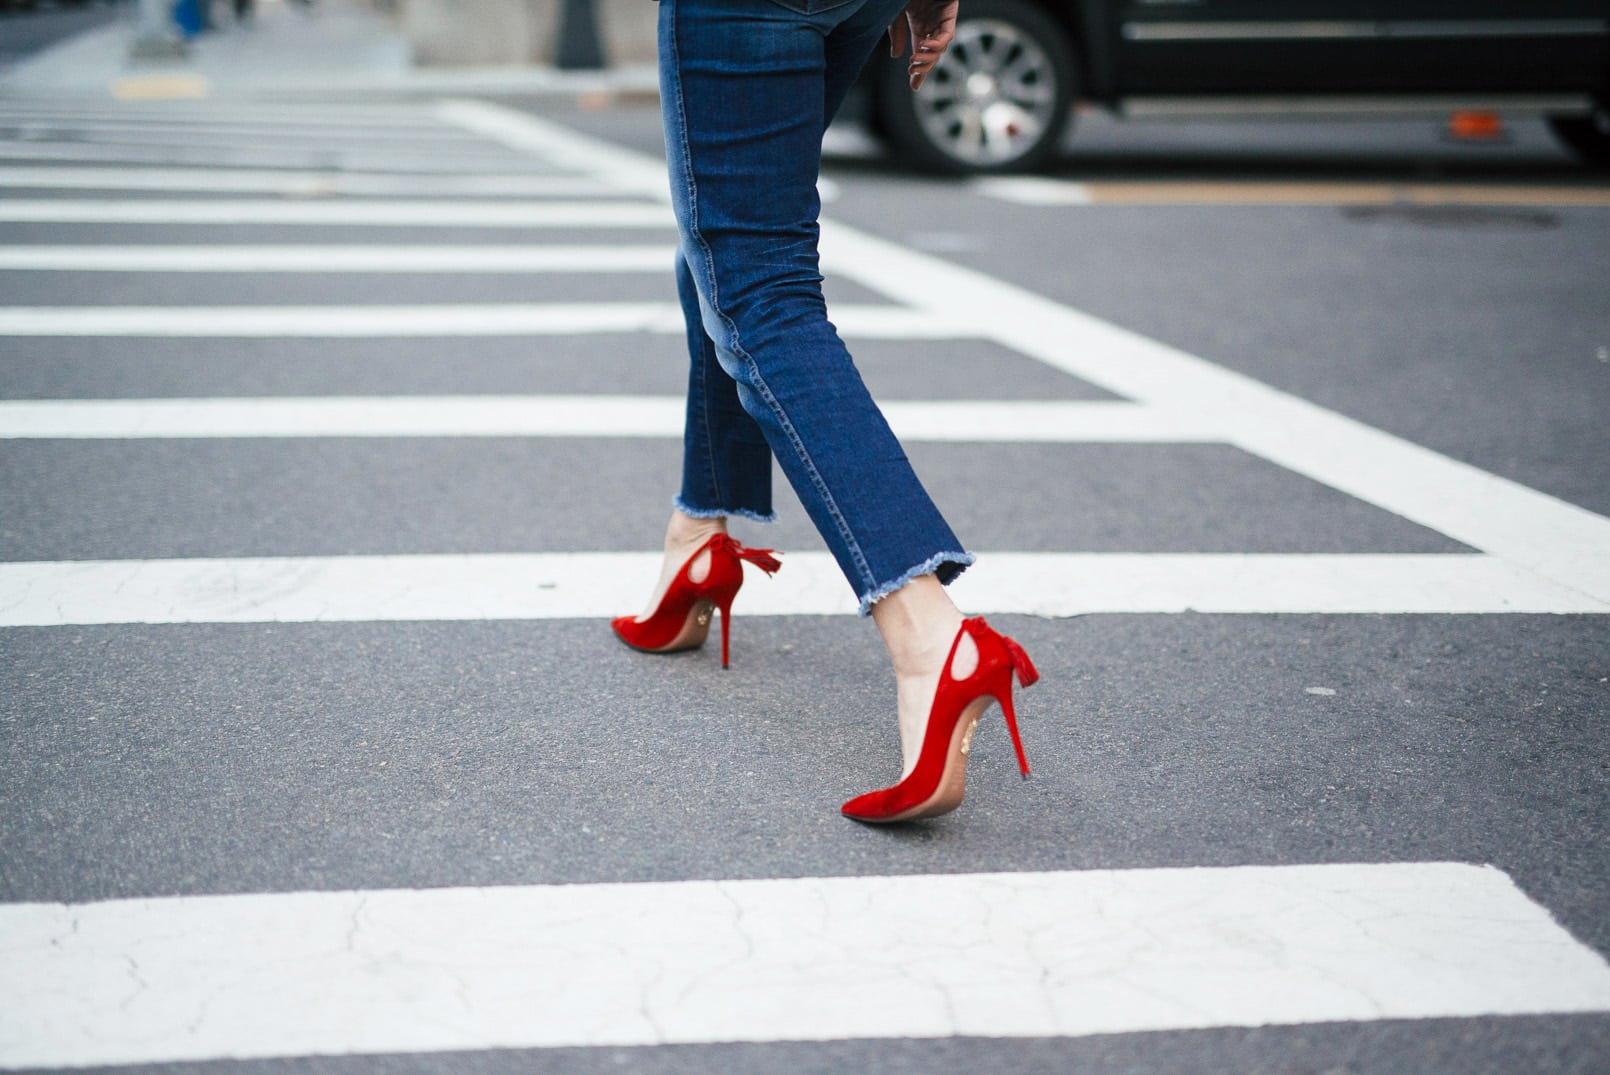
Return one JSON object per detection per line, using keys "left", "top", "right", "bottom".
{"left": 872, "top": 0, "right": 1076, "bottom": 174}
{"left": 1549, "top": 103, "right": 1610, "bottom": 168}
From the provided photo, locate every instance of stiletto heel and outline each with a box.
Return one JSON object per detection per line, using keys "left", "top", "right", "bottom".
{"left": 998, "top": 681, "right": 1031, "bottom": 780}
{"left": 612, "top": 533, "right": 780, "bottom": 668}
{"left": 997, "top": 632, "right": 1037, "bottom": 778}
{"left": 841, "top": 616, "right": 1038, "bottom": 823}
{"left": 716, "top": 595, "right": 735, "bottom": 669}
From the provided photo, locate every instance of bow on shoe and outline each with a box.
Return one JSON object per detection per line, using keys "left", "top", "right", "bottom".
{"left": 1000, "top": 631, "right": 1040, "bottom": 688}
{"left": 713, "top": 534, "right": 783, "bottom": 576}
{"left": 975, "top": 615, "right": 1039, "bottom": 688}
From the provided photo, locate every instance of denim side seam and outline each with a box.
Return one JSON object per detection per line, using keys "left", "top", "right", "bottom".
{"left": 666, "top": 0, "right": 877, "bottom": 594}
{"left": 667, "top": 16, "right": 726, "bottom": 519}
{"left": 732, "top": 351, "right": 876, "bottom": 587}
{"left": 857, "top": 550, "right": 976, "bottom": 617}
{"left": 690, "top": 295, "right": 725, "bottom": 511}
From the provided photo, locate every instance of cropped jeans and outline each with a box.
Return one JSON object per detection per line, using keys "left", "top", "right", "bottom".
{"left": 659, "top": 0, "right": 973, "bottom": 614}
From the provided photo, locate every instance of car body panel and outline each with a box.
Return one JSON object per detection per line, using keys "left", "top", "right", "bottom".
{"left": 1100, "top": 1, "right": 1609, "bottom": 99}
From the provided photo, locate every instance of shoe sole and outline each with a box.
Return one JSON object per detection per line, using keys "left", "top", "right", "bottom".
{"left": 853, "top": 695, "right": 994, "bottom": 823}
{"left": 615, "top": 600, "right": 714, "bottom": 655}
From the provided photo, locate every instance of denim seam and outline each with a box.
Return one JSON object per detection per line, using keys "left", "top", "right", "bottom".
{"left": 667, "top": 0, "right": 875, "bottom": 592}
{"left": 734, "top": 353, "right": 874, "bottom": 587}
{"left": 692, "top": 297, "right": 725, "bottom": 511}
{"left": 669, "top": 20, "right": 724, "bottom": 519}
{"left": 700, "top": 362, "right": 723, "bottom": 508}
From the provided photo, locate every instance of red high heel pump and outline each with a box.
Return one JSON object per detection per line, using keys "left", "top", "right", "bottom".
{"left": 841, "top": 616, "right": 1037, "bottom": 823}
{"left": 612, "top": 533, "right": 781, "bottom": 668}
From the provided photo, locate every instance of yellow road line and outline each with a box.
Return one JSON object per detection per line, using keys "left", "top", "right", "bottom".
{"left": 110, "top": 74, "right": 211, "bottom": 101}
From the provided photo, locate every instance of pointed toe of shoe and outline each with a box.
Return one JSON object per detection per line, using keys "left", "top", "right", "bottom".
{"left": 840, "top": 787, "right": 898, "bottom": 822}
{"left": 611, "top": 615, "right": 645, "bottom": 648}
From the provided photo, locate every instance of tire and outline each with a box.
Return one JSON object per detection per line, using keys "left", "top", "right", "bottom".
{"left": 1550, "top": 105, "right": 1610, "bottom": 168}
{"left": 872, "top": 0, "right": 1076, "bottom": 175}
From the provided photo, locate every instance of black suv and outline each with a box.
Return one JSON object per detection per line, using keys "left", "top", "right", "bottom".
{"left": 864, "top": 1, "right": 1610, "bottom": 171}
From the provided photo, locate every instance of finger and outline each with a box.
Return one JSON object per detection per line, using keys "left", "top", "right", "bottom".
{"left": 916, "top": 28, "right": 954, "bottom": 55}
{"left": 888, "top": 18, "right": 908, "bottom": 58}
{"left": 907, "top": 40, "right": 948, "bottom": 89}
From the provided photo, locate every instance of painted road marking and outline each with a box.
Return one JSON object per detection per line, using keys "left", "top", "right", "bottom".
{"left": 1, "top": 552, "right": 1602, "bottom": 627}
{"left": 108, "top": 74, "right": 210, "bottom": 101}
{"left": 435, "top": 99, "right": 669, "bottom": 198}
{"left": 2, "top": 102, "right": 1607, "bottom": 617}
{"left": 440, "top": 103, "right": 1610, "bottom": 614}
{"left": 2, "top": 864, "right": 1607, "bottom": 1069}
{"left": 2, "top": 101, "right": 1606, "bottom": 619}
{"left": 0, "top": 396, "right": 1215, "bottom": 444}
{"left": 0, "top": 141, "right": 536, "bottom": 171}
{"left": 816, "top": 223, "right": 1610, "bottom": 607}
{"left": 975, "top": 176, "right": 1610, "bottom": 208}
{"left": 0, "top": 304, "right": 943, "bottom": 339}
{"left": 0, "top": 119, "right": 485, "bottom": 146}
{"left": 0, "top": 167, "right": 628, "bottom": 197}
{"left": 0, "top": 245, "right": 675, "bottom": 273}
{"left": 0, "top": 102, "right": 472, "bottom": 128}
{"left": 0, "top": 199, "right": 673, "bottom": 227}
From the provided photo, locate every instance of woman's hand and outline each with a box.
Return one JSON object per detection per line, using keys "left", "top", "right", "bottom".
{"left": 888, "top": 0, "right": 959, "bottom": 91}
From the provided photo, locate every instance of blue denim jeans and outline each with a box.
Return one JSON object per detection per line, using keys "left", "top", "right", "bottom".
{"left": 659, "top": 0, "right": 973, "bottom": 614}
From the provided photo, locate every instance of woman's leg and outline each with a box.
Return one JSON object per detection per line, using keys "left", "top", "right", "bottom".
{"left": 674, "top": 252, "right": 774, "bottom": 529}
{"left": 658, "top": 0, "right": 980, "bottom": 770}
{"left": 820, "top": 0, "right": 975, "bottom": 777}
{"left": 633, "top": 253, "right": 777, "bottom": 620}
{"left": 659, "top": 0, "right": 972, "bottom": 616}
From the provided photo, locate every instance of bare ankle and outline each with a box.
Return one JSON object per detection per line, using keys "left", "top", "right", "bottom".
{"left": 664, "top": 512, "right": 726, "bottom": 558}
{"left": 871, "top": 574, "right": 965, "bottom": 679}
{"left": 635, "top": 512, "right": 727, "bottom": 620}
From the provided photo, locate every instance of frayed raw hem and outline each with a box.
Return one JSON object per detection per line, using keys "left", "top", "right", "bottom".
{"left": 672, "top": 495, "right": 777, "bottom": 525}
{"left": 857, "top": 551, "right": 976, "bottom": 617}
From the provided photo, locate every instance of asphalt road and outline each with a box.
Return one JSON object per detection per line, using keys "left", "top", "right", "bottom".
{"left": 1, "top": 89, "right": 1608, "bottom": 1074}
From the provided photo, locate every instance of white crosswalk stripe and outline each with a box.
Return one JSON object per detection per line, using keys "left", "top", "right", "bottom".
{"left": 2, "top": 93, "right": 1607, "bottom": 1072}
{"left": 5, "top": 864, "right": 1609, "bottom": 1070}
{"left": 0, "top": 245, "right": 676, "bottom": 272}
{"left": 0, "top": 118, "right": 487, "bottom": 145}
{"left": 0, "top": 198, "right": 674, "bottom": 226}
{"left": 0, "top": 303, "right": 943, "bottom": 337}
{"left": 0, "top": 166, "right": 638, "bottom": 196}
{"left": 0, "top": 395, "right": 1218, "bottom": 443}
{"left": 1, "top": 552, "right": 1601, "bottom": 627}
{"left": 0, "top": 102, "right": 458, "bottom": 127}
{"left": 0, "top": 140, "right": 541, "bottom": 169}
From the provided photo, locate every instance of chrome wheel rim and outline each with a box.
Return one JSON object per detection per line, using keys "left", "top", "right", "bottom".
{"left": 914, "top": 19, "right": 1060, "bottom": 167}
